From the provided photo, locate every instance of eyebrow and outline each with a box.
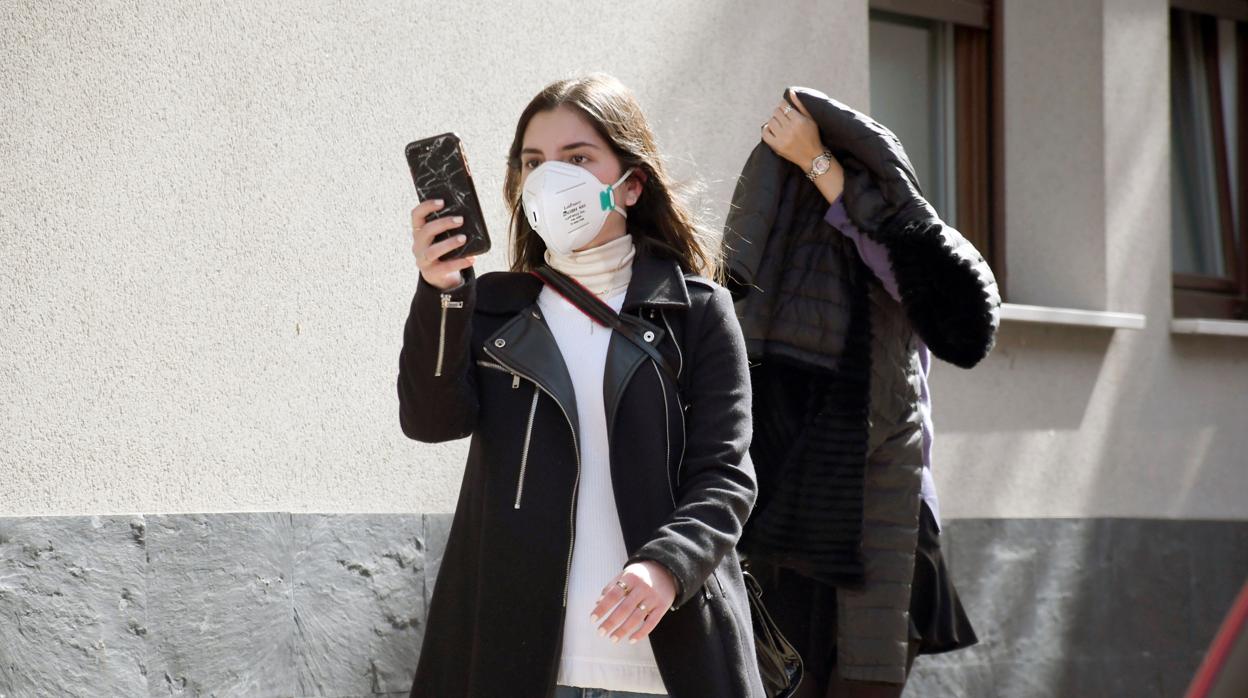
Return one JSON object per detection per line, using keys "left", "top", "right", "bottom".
{"left": 520, "top": 142, "right": 602, "bottom": 155}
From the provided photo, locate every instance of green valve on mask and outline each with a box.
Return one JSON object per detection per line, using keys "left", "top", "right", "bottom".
{"left": 600, "top": 189, "right": 613, "bottom": 211}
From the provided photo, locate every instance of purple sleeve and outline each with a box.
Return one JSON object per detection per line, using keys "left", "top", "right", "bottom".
{"left": 824, "top": 194, "right": 902, "bottom": 302}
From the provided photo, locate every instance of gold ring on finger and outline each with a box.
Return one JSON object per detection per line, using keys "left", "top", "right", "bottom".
{"left": 782, "top": 105, "right": 793, "bottom": 115}
{"left": 615, "top": 580, "right": 630, "bottom": 593}
{"left": 638, "top": 602, "right": 647, "bottom": 612}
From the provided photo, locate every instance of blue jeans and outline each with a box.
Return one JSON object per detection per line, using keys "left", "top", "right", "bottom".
{"left": 554, "top": 686, "right": 668, "bottom": 698}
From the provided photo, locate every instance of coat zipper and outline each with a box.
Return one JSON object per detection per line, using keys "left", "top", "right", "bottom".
{"left": 651, "top": 361, "right": 676, "bottom": 508}
{"left": 652, "top": 351, "right": 711, "bottom": 605}
{"left": 514, "top": 384, "right": 540, "bottom": 509}
{"left": 476, "top": 359, "right": 521, "bottom": 388}
{"left": 434, "top": 293, "right": 464, "bottom": 377}
{"left": 476, "top": 359, "right": 507, "bottom": 370}
{"left": 654, "top": 309, "right": 710, "bottom": 604}
{"left": 659, "top": 309, "right": 683, "bottom": 377}
{"left": 482, "top": 345, "right": 582, "bottom": 608}
{"left": 477, "top": 358, "right": 538, "bottom": 507}
{"left": 657, "top": 308, "right": 688, "bottom": 487}
{"left": 675, "top": 396, "right": 687, "bottom": 488}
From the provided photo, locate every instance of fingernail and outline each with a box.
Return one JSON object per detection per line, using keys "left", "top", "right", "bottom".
{"left": 598, "top": 628, "right": 606, "bottom": 636}
{"left": 453, "top": 216, "right": 463, "bottom": 224}
{"left": 611, "top": 636, "right": 619, "bottom": 644}
{"left": 457, "top": 234, "right": 466, "bottom": 241}
{"left": 589, "top": 614, "right": 598, "bottom": 622}
{"left": 434, "top": 199, "right": 444, "bottom": 206}
{"left": 629, "top": 638, "right": 637, "bottom": 644}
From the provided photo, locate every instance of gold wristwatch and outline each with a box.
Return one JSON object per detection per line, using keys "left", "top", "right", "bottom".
{"left": 806, "top": 148, "right": 834, "bottom": 182}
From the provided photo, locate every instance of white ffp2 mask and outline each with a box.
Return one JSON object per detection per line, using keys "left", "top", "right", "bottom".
{"left": 521, "top": 161, "right": 635, "bottom": 255}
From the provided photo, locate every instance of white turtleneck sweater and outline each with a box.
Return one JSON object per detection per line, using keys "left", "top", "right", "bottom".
{"left": 539, "top": 233, "right": 667, "bottom": 695}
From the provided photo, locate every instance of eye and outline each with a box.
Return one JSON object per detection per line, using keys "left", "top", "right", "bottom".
{"left": 568, "top": 154, "right": 589, "bottom": 165}
{"left": 523, "top": 159, "right": 542, "bottom": 170}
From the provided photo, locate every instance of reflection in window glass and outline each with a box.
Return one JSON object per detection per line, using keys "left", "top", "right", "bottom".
{"left": 1170, "top": 11, "right": 1232, "bottom": 277}
{"left": 1216, "top": 18, "right": 1240, "bottom": 245}
{"left": 869, "top": 11, "right": 955, "bottom": 225}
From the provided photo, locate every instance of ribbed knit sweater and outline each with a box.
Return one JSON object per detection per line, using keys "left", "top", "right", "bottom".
{"left": 541, "top": 233, "right": 667, "bottom": 694}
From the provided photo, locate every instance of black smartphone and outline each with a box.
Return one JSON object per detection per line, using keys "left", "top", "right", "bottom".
{"left": 404, "top": 132, "right": 491, "bottom": 260}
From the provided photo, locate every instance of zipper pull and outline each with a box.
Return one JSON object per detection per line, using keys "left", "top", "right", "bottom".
{"left": 440, "top": 293, "right": 464, "bottom": 309}
{"left": 512, "top": 374, "right": 520, "bottom": 389}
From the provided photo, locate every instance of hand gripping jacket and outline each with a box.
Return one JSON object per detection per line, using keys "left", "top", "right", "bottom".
{"left": 723, "top": 86, "right": 1000, "bottom": 370}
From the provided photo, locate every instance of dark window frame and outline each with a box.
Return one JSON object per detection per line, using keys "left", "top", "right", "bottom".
{"left": 1170, "top": 1, "right": 1248, "bottom": 320}
{"left": 869, "top": 0, "right": 1007, "bottom": 296}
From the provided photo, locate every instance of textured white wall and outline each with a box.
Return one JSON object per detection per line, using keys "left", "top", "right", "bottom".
{"left": 0, "top": 0, "right": 868, "bottom": 515}
{"left": 4, "top": 1, "right": 1242, "bottom": 522}
{"left": 998, "top": 0, "right": 1108, "bottom": 310}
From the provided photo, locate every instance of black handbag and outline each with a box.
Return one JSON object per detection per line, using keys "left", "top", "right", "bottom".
{"left": 532, "top": 264, "right": 804, "bottom": 698}
{"left": 742, "top": 561, "right": 804, "bottom": 698}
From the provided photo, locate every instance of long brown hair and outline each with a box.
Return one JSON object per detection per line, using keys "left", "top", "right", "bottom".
{"left": 503, "top": 74, "right": 722, "bottom": 283}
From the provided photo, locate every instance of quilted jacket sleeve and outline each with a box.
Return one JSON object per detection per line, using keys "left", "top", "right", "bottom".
{"left": 788, "top": 84, "right": 1001, "bottom": 368}
{"left": 842, "top": 153, "right": 1001, "bottom": 368}
{"left": 722, "top": 142, "right": 791, "bottom": 302}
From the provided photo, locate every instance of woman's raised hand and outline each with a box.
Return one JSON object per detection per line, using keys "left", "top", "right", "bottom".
{"left": 762, "top": 89, "right": 846, "bottom": 202}
{"left": 590, "top": 561, "right": 679, "bottom": 644}
{"left": 763, "top": 90, "right": 834, "bottom": 169}
{"left": 411, "top": 199, "right": 477, "bottom": 290}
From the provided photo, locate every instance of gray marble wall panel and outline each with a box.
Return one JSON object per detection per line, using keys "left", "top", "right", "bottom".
{"left": 144, "top": 512, "right": 295, "bottom": 697}
{"left": 291, "top": 514, "right": 425, "bottom": 697}
{"left": 1, "top": 514, "right": 1243, "bottom": 697}
{"left": 903, "top": 518, "right": 1248, "bottom": 698}
{"left": 420, "top": 513, "right": 453, "bottom": 613}
{"left": 0, "top": 513, "right": 432, "bottom": 698}
{"left": 0, "top": 515, "right": 148, "bottom": 697}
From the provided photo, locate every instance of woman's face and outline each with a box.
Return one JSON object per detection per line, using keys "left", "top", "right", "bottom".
{"left": 519, "top": 104, "right": 641, "bottom": 205}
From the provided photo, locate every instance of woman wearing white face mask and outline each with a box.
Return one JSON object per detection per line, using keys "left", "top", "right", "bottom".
{"left": 399, "top": 74, "right": 766, "bottom": 698}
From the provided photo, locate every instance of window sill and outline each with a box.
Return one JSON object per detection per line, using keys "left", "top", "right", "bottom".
{"left": 1170, "top": 318, "right": 1248, "bottom": 338}
{"left": 1000, "top": 303, "right": 1147, "bottom": 330}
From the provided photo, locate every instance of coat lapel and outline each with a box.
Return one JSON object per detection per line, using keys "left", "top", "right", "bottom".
{"left": 603, "top": 247, "right": 690, "bottom": 437}
{"left": 482, "top": 304, "right": 581, "bottom": 441}
{"left": 476, "top": 243, "right": 693, "bottom": 452}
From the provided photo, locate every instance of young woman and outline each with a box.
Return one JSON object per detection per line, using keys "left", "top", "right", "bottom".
{"left": 398, "top": 74, "right": 765, "bottom": 698}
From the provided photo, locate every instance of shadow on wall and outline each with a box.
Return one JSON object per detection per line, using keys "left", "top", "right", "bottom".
{"left": 930, "top": 322, "right": 1112, "bottom": 433}
{"left": 904, "top": 518, "right": 1248, "bottom": 697}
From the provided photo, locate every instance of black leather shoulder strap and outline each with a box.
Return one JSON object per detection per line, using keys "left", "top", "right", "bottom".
{"left": 531, "top": 265, "right": 680, "bottom": 387}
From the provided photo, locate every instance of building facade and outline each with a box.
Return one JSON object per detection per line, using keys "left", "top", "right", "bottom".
{"left": 1, "top": 1, "right": 1244, "bottom": 696}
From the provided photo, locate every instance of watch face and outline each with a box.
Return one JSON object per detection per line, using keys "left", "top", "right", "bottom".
{"left": 813, "top": 156, "right": 831, "bottom": 175}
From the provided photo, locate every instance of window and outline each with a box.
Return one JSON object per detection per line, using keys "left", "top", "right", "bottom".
{"left": 869, "top": 0, "right": 1003, "bottom": 290}
{"left": 1170, "top": 1, "right": 1248, "bottom": 320}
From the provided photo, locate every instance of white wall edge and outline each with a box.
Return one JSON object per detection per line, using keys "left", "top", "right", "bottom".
{"left": 1170, "top": 318, "right": 1248, "bottom": 338}
{"left": 1000, "top": 303, "right": 1147, "bottom": 330}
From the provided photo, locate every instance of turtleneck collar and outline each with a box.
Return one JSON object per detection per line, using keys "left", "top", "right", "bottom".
{"left": 543, "top": 232, "right": 635, "bottom": 298}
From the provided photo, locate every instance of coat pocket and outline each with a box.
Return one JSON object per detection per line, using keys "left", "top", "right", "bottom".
{"left": 477, "top": 359, "right": 521, "bottom": 389}
{"left": 475, "top": 359, "right": 539, "bottom": 509}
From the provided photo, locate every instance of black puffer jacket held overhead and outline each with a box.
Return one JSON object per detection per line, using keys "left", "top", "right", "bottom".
{"left": 724, "top": 86, "right": 1001, "bottom": 371}
{"left": 398, "top": 245, "right": 765, "bottom": 698}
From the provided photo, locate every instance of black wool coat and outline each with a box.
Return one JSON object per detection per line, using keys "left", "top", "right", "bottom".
{"left": 397, "top": 245, "right": 766, "bottom": 698}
